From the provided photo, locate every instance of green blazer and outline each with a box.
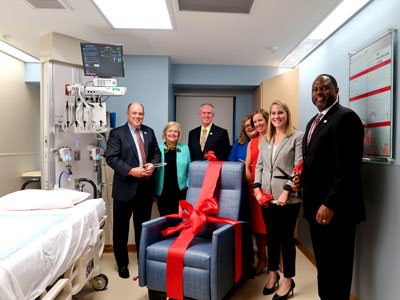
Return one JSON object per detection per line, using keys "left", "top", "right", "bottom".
{"left": 154, "top": 143, "right": 191, "bottom": 196}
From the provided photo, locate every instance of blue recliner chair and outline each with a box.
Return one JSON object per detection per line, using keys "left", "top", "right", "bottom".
{"left": 139, "top": 161, "right": 254, "bottom": 300}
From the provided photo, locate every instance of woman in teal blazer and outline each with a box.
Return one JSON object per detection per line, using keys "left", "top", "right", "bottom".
{"left": 154, "top": 122, "right": 191, "bottom": 216}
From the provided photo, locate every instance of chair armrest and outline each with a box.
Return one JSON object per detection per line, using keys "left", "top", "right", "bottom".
{"left": 210, "top": 224, "right": 236, "bottom": 300}
{"left": 210, "top": 221, "right": 254, "bottom": 300}
{"left": 138, "top": 217, "right": 181, "bottom": 286}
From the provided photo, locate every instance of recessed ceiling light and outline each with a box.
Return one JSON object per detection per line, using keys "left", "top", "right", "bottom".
{"left": 92, "top": 0, "right": 172, "bottom": 29}
{"left": 0, "top": 40, "right": 39, "bottom": 63}
{"left": 279, "top": 0, "right": 371, "bottom": 68}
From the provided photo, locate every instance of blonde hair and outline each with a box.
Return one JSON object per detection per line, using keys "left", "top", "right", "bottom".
{"left": 266, "top": 100, "right": 294, "bottom": 142}
{"left": 162, "top": 121, "right": 182, "bottom": 142}
{"left": 238, "top": 115, "right": 253, "bottom": 145}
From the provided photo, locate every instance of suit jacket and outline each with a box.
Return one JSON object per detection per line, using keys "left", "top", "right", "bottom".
{"left": 105, "top": 123, "right": 161, "bottom": 201}
{"left": 154, "top": 143, "right": 191, "bottom": 196}
{"left": 302, "top": 103, "right": 365, "bottom": 223}
{"left": 254, "top": 130, "right": 304, "bottom": 204}
{"left": 188, "top": 124, "right": 230, "bottom": 161}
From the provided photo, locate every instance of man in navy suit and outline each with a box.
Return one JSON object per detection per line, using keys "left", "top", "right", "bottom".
{"left": 106, "top": 102, "right": 161, "bottom": 278}
{"left": 294, "top": 74, "right": 365, "bottom": 300}
{"left": 188, "top": 103, "right": 230, "bottom": 161}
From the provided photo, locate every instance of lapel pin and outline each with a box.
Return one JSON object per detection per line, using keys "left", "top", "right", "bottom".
{"left": 323, "top": 120, "right": 327, "bottom": 123}
{"left": 209, "top": 132, "right": 213, "bottom": 135}
{"left": 144, "top": 131, "right": 147, "bottom": 134}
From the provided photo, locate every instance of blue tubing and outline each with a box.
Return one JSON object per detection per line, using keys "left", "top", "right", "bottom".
{"left": 59, "top": 170, "right": 71, "bottom": 188}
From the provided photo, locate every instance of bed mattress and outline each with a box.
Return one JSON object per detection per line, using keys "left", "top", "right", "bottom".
{"left": 0, "top": 198, "right": 106, "bottom": 300}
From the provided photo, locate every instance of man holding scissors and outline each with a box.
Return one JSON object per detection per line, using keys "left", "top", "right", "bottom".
{"left": 293, "top": 74, "right": 365, "bottom": 300}
{"left": 106, "top": 102, "right": 161, "bottom": 278}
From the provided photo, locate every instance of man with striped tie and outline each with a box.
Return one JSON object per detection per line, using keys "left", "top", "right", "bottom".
{"left": 293, "top": 74, "right": 365, "bottom": 300}
{"left": 188, "top": 103, "right": 230, "bottom": 161}
{"left": 106, "top": 102, "right": 161, "bottom": 279}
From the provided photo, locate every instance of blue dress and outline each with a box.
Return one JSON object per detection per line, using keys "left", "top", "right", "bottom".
{"left": 228, "top": 139, "right": 249, "bottom": 162}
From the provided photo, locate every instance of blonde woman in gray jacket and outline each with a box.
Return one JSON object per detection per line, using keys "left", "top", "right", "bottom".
{"left": 253, "top": 100, "right": 303, "bottom": 300}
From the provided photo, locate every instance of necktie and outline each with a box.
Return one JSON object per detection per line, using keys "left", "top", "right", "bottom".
{"left": 200, "top": 128, "right": 207, "bottom": 152}
{"left": 136, "top": 129, "right": 147, "bottom": 165}
{"left": 307, "top": 113, "right": 324, "bottom": 145}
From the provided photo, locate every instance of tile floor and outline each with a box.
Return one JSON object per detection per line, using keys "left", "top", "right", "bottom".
{"left": 74, "top": 247, "right": 319, "bottom": 300}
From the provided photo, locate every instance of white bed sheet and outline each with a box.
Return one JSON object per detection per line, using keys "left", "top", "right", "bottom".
{"left": 0, "top": 198, "right": 106, "bottom": 300}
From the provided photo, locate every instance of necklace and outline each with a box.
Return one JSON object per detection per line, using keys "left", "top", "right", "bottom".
{"left": 164, "top": 142, "right": 181, "bottom": 153}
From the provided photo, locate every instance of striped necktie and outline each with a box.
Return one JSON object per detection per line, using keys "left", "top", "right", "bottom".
{"left": 136, "top": 129, "right": 147, "bottom": 165}
{"left": 307, "top": 113, "right": 324, "bottom": 145}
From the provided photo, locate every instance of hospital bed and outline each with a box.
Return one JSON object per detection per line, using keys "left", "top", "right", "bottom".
{"left": 0, "top": 190, "right": 108, "bottom": 300}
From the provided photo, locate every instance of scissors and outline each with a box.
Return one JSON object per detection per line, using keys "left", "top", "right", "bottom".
{"left": 144, "top": 163, "right": 167, "bottom": 170}
{"left": 274, "top": 166, "right": 294, "bottom": 180}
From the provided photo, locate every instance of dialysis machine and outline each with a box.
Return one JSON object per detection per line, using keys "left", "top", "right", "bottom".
{"left": 41, "top": 42, "right": 126, "bottom": 197}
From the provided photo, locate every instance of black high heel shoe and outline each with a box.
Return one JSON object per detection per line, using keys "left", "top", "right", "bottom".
{"left": 263, "top": 273, "right": 280, "bottom": 295}
{"left": 272, "top": 279, "right": 295, "bottom": 300}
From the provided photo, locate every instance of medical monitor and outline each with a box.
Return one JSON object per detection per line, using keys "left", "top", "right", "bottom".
{"left": 80, "top": 43, "right": 125, "bottom": 78}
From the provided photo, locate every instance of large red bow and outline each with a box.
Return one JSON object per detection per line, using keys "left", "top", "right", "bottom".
{"left": 160, "top": 162, "right": 242, "bottom": 300}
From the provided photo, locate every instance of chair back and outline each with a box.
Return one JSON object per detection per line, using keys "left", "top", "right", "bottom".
{"left": 186, "top": 161, "right": 245, "bottom": 236}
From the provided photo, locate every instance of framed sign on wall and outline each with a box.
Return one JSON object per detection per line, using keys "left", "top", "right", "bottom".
{"left": 349, "top": 29, "right": 395, "bottom": 164}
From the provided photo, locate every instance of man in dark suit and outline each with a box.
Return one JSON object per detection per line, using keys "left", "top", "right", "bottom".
{"left": 106, "top": 102, "right": 161, "bottom": 279}
{"left": 294, "top": 74, "right": 365, "bottom": 300}
{"left": 188, "top": 103, "right": 230, "bottom": 161}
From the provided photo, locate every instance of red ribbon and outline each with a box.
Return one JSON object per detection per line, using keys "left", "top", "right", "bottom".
{"left": 293, "top": 160, "right": 303, "bottom": 176}
{"left": 204, "top": 150, "right": 218, "bottom": 161}
{"left": 161, "top": 161, "right": 242, "bottom": 300}
{"left": 258, "top": 189, "right": 274, "bottom": 207}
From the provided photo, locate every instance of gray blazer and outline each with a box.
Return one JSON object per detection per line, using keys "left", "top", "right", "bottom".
{"left": 254, "top": 130, "right": 304, "bottom": 204}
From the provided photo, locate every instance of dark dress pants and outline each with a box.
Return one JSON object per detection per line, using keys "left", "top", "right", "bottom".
{"left": 262, "top": 202, "right": 301, "bottom": 278}
{"left": 156, "top": 188, "right": 187, "bottom": 216}
{"left": 309, "top": 219, "right": 356, "bottom": 300}
{"left": 113, "top": 179, "right": 153, "bottom": 268}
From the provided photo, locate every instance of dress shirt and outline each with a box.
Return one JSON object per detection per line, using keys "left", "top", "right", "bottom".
{"left": 199, "top": 123, "right": 213, "bottom": 144}
{"left": 128, "top": 123, "right": 145, "bottom": 166}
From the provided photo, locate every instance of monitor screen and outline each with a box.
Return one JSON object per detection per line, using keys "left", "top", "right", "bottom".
{"left": 80, "top": 43, "right": 125, "bottom": 78}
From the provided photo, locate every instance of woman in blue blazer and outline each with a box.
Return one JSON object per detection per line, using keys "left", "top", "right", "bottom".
{"left": 154, "top": 122, "right": 191, "bottom": 216}
{"left": 228, "top": 114, "right": 258, "bottom": 162}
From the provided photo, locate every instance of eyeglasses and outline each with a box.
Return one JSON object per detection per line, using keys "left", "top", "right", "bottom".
{"left": 244, "top": 124, "right": 254, "bottom": 129}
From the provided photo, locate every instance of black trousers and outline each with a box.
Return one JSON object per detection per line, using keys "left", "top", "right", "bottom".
{"left": 113, "top": 179, "right": 153, "bottom": 267}
{"left": 262, "top": 202, "right": 301, "bottom": 278}
{"left": 309, "top": 219, "right": 356, "bottom": 300}
{"left": 156, "top": 188, "right": 187, "bottom": 216}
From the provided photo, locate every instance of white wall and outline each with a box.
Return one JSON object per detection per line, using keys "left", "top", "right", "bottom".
{"left": 176, "top": 96, "right": 234, "bottom": 145}
{"left": 296, "top": 0, "right": 400, "bottom": 299}
{"left": 0, "top": 52, "right": 40, "bottom": 196}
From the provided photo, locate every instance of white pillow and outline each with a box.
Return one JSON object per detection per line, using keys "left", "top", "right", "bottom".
{"left": 0, "top": 189, "right": 91, "bottom": 210}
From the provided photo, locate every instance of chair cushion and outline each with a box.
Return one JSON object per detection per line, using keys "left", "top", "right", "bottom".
{"left": 146, "top": 237, "right": 212, "bottom": 270}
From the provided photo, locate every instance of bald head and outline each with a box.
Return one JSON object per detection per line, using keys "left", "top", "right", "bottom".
{"left": 127, "top": 102, "right": 144, "bottom": 128}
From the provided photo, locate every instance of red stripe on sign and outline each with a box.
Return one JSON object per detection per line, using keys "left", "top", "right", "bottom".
{"left": 350, "top": 59, "right": 391, "bottom": 81}
{"left": 350, "top": 86, "right": 391, "bottom": 102}
{"left": 363, "top": 121, "right": 391, "bottom": 128}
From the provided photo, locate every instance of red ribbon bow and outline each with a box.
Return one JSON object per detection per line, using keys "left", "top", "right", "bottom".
{"left": 161, "top": 199, "right": 242, "bottom": 300}
{"left": 258, "top": 190, "right": 274, "bottom": 207}
{"left": 160, "top": 162, "right": 242, "bottom": 300}
{"left": 204, "top": 150, "right": 218, "bottom": 161}
{"left": 293, "top": 160, "right": 303, "bottom": 176}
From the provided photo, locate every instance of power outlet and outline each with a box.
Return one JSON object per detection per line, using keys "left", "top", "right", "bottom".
{"left": 74, "top": 150, "right": 81, "bottom": 161}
